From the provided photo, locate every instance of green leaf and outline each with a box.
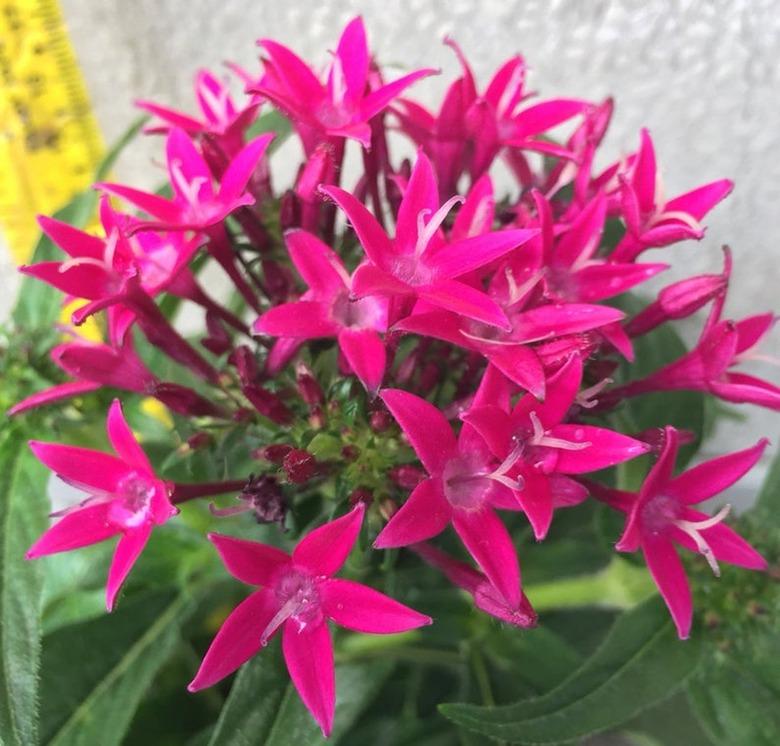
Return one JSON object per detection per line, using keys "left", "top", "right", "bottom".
{"left": 40, "top": 590, "right": 194, "bottom": 746}
{"left": 756, "top": 446, "right": 780, "bottom": 513}
{"left": 687, "top": 656, "right": 780, "bottom": 746}
{"left": 94, "top": 115, "right": 148, "bottom": 182}
{"left": 208, "top": 641, "right": 392, "bottom": 745}
{"left": 0, "top": 427, "right": 49, "bottom": 746}
{"left": 440, "top": 597, "right": 703, "bottom": 744}
{"left": 246, "top": 110, "right": 293, "bottom": 154}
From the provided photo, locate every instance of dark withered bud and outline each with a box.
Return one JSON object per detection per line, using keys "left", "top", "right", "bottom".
{"left": 295, "top": 362, "right": 324, "bottom": 407}
{"left": 369, "top": 408, "right": 392, "bottom": 433}
{"left": 229, "top": 345, "right": 260, "bottom": 385}
{"left": 240, "top": 475, "right": 287, "bottom": 526}
{"left": 279, "top": 189, "right": 301, "bottom": 230}
{"left": 201, "top": 312, "right": 233, "bottom": 356}
{"left": 341, "top": 444, "right": 359, "bottom": 461}
{"left": 243, "top": 384, "right": 293, "bottom": 425}
{"left": 283, "top": 448, "right": 317, "bottom": 484}
{"left": 390, "top": 465, "right": 425, "bottom": 489}
{"left": 348, "top": 487, "right": 373, "bottom": 507}
{"left": 152, "top": 382, "right": 228, "bottom": 418}
{"left": 253, "top": 443, "right": 293, "bottom": 464}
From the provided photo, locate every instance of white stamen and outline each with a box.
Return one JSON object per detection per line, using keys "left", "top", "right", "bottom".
{"left": 505, "top": 267, "right": 545, "bottom": 307}
{"left": 259, "top": 595, "right": 301, "bottom": 646}
{"left": 199, "top": 81, "right": 231, "bottom": 124}
{"left": 58, "top": 256, "right": 109, "bottom": 273}
{"left": 576, "top": 378, "right": 613, "bottom": 409}
{"left": 674, "top": 504, "right": 732, "bottom": 577}
{"left": 459, "top": 329, "right": 516, "bottom": 346}
{"left": 329, "top": 54, "right": 348, "bottom": 107}
{"left": 646, "top": 209, "right": 704, "bottom": 233}
{"left": 486, "top": 443, "right": 526, "bottom": 491}
{"left": 529, "top": 411, "right": 591, "bottom": 451}
{"left": 414, "top": 196, "right": 465, "bottom": 257}
{"left": 497, "top": 64, "right": 525, "bottom": 118}
{"left": 170, "top": 161, "right": 209, "bottom": 206}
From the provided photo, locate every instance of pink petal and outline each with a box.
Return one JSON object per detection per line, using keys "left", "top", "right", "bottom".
{"left": 334, "top": 16, "right": 368, "bottom": 105}
{"left": 258, "top": 39, "right": 324, "bottom": 103}
{"left": 293, "top": 503, "right": 364, "bottom": 577}
{"left": 136, "top": 99, "right": 203, "bottom": 132}
{"left": 98, "top": 182, "right": 181, "bottom": 223}
{"left": 643, "top": 535, "right": 693, "bottom": 639}
{"left": 511, "top": 303, "right": 624, "bottom": 342}
{"left": 550, "top": 425, "right": 649, "bottom": 473}
{"left": 451, "top": 174, "right": 494, "bottom": 241}
{"left": 19, "top": 262, "right": 112, "bottom": 302}
{"left": 106, "top": 524, "right": 151, "bottom": 610}
{"left": 734, "top": 312, "right": 775, "bottom": 354}
{"left": 484, "top": 55, "right": 525, "bottom": 112}
{"left": 380, "top": 389, "right": 456, "bottom": 474}
{"left": 351, "top": 263, "right": 411, "bottom": 298}
{"left": 418, "top": 280, "right": 510, "bottom": 330}
{"left": 460, "top": 405, "right": 513, "bottom": 460}
{"left": 665, "top": 438, "right": 769, "bottom": 505}
{"left": 664, "top": 179, "right": 733, "bottom": 221}
{"left": 166, "top": 128, "right": 214, "bottom": 202}
{"left": 527, "top": 353, "right": 582, "bottom": 430}
{"left": 677, "top": 514, "right": 767, "bottom": 570}
{"left": 360, "top": 68, "right": 438, "bottom": 122}
{"left": 511, "top": 98, "right": 586, "bottom": 139}
{"left": 374, "top": 477, "right": 452, "bottom": 548}
{"left": 709, "top": 375, "right": 780, "bottom": 410}
{"left": 218, "top": 133, "right": 274, "bottom": 205}
{"left": 320, "top": 185, "right": 394, "bottom": 269}
{"left": 338, "top": 328, "right": 386, "bottom": 393}
{"left": 285, "top": 229, "right": 348, "bottom": 296}
{"left": 106, "top": 399, "right": 153, "bottom": 473}
{"left": 26, "top": 502, "right": 119, "bottom": 559}
{"left": 188, "top": 589, "right": 277, "bottom": 691}
{"left": 574, "top": 263, "right": 667, "bottom": 303}
{"left": 633, "top": 128, "right": 657, "bottom": 215}
{"left": 254, "top": 301, "right": 341, "bottom": 338}
{"left": 28, "top": 441, "right": 134, "bottom": 495}
{"left": 282, "top": 620, "right": 335, "bottom": 738}
{"left": 430, "top": 228, "right": 537, "bottom": 281}
{"left": 8, "top": 381, "right": 101, "bottom": 416}
{"left": 320, "top": 578, "right": 431, "bottom": 633}
{"left": 488, "top": 344, "right": 546, "bottom": 399}
{"left": 516, "top": 467, "right": 554, "bottom": 540}
{"left": 37, "top": 215, "right": 105, "bottom": 260}
{"left": 395, "top": 152, "right": 439, "bottom": 253}
{"left": 209, "top": 533, "right": 291, "bottom": 586}
{"left": 550, "top": 474, "right": 589, "bottom": 507}
{"left": 452, "top": 506, "right": 521, "bottom": 608}
{"left": 554, "top": 193, "right": 607, "bottom": 266}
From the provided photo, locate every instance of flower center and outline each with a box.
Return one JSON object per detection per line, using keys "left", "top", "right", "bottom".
{"left": 109, "top": 471, "right": 157, "bottom": 528}
{"left": 260, "top": 568, "right": 322, "bottom": 644}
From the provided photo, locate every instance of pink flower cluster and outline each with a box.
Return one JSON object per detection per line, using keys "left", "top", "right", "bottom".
{"left": 13, "top": 17, "right": 776, "bottom": 737}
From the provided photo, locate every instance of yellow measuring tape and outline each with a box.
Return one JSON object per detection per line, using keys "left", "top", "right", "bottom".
{"left": 0, "top": 0, "right": 103, "bottom": 263}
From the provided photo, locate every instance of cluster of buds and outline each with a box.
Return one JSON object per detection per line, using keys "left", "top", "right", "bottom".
{"left": 12, "top": 17, "right": 776, "bottom": 737}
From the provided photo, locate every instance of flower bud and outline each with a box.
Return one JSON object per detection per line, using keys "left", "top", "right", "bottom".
{"left": 243, "top": 384, "right": 292, "bottom": 425}
{"left": 253, "top": 443, "right": 293, "bottom": 464}
{"left": 283, "top": 448, "right": 317, "bottom": 484}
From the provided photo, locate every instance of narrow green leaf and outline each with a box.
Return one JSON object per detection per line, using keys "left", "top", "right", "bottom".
{"left": 0, "top": 427, "right": 49, "bottom": 746}
{"left": 208, "top": 641, "right": 392, "bottom": 745}
{"left": 94, "top": 115, "right": 148, "bottom": 182}
{"left": 40, "top": 590, "right": 193, "bottom": 746}
{"left": 687, "top": 657, "right": 780, "bottom": 746}
{"left": 246, "top": 110, "right": 293, "bottom": 153}
{"left": 440, "top": 597, "right": 703, "bottom": 743}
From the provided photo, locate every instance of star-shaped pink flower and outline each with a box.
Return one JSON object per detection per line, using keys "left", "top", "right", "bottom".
{"left": 26, "top": 400, "right": 177, "bottom": 610}
{"left": 188, "top": 503, "right": 430, "bottom": 736}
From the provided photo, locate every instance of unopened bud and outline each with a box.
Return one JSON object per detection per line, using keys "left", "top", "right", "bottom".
{"left": 369, "top": 408, "right": 392, "bottom": 433}
{"left": 390, "top": 465, "right": 425, "bottom": 489}
{"left": 348, "top": 487, "right": 373, "bottom": 507}
{"left": 243, "top": 384, "right": 293, "bottom": 425}
{"left": 283, "top": 448, "right": 317, "bottom": 484}
{"left": 253, "top": 443, "right": 293, "bottom": 464}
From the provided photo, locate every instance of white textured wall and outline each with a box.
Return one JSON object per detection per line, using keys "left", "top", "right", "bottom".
{"left": 12, "top": 0, "right": 780, "bottom": 467}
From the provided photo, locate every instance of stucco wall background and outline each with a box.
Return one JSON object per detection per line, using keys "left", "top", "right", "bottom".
{"left": 2, "top": 0, "right": 778, "bottom": 479}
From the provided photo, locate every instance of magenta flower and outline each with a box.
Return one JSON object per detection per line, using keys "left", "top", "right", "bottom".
{"left": 611, "top": 128, "right": 733, "bottom": 261}
{"left": 188, "top": 503, "right": 430, "bottom": 736}
{"left": 411, "top": 542, "right": 537, "bottom": 629}
{"left": 137, "top": 68, "right": 259, "bottom": 155}
{"left": 253, "top": 16, "right": 435, "bottom": 153}
{"left": 253, "top": 229, "right": 389, "bottom": 392}
{"left": 616, "top": 304, "right": 780, "bottom": 411}
{"left": 322, "top": 152, "right": 538, "bottom": 330}
{"left": 464, "top": 355, "right": 649, "bottom": 539}
{"left": 26, "top": 400, "right": 177, "bottom": 610}
{"left": 99, "top": 127, "right": 273, "bottom": 233}
{"left": 374, "top": 388, "right": 529, "bottom": 609}
{"left": 592, "top": 427, "right": 768, "bottom": 638}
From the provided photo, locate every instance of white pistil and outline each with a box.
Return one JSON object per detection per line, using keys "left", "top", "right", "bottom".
{"left": 414, "top": 196, "right": 465, "bottom": 257}
{"left": 329, "top": 54, "right": 348, "bottom": 107}
{"left": 505, "top": 267, "right": 544, "bottom": 308}
{"left": 646, "top": 209, "right": 704, "bottom": 232}
{"left": 529, "top": 411, "right": 591, "bottom": 451}
{"left": 259, "top": 595, "right": 304, "bottom": 646}
{"left": 198, "top": 80, "right": 232, "bottom": 125}
{"left": 674, "top": 503, "right": 731, "bottom": 577}
{"left": 487, "top": 443, "right": 526, "bottom": 491}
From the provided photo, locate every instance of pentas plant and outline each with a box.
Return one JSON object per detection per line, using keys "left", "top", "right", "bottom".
{"left": 7, "top": 16, "right": 778, "bottom": 741}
